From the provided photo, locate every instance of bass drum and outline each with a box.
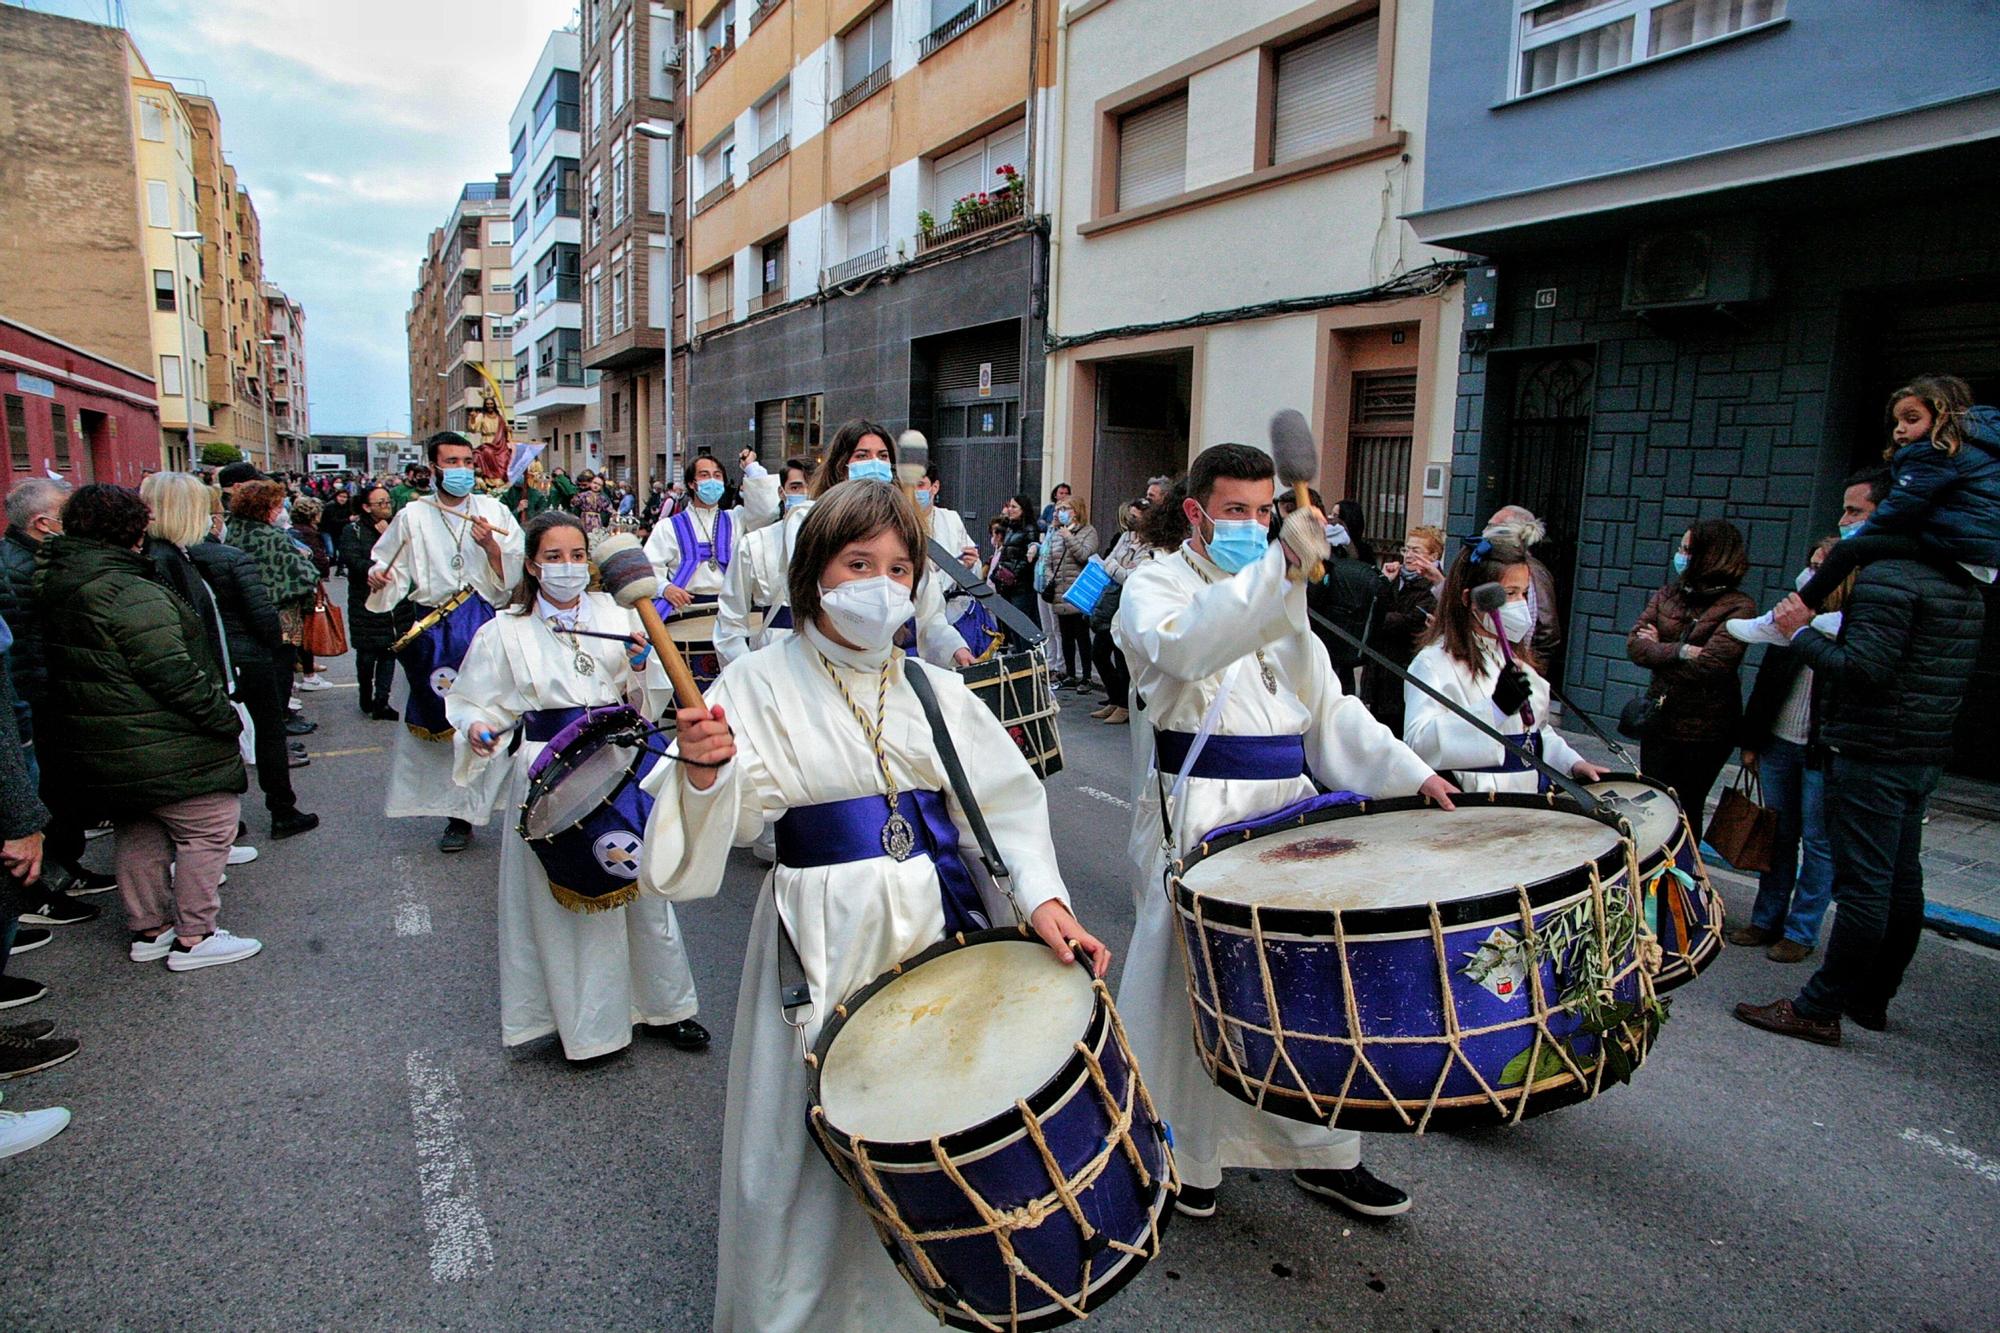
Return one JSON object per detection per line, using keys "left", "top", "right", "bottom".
{"left": 1581, "top": 774, "right": 1722, "bottom": 991}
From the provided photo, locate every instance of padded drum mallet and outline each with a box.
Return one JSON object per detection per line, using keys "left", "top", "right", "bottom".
{"left": 1269, "top": 408, "right": 1324, "bottom": 582}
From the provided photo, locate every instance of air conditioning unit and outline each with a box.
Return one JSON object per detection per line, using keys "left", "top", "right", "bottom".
{"left": 1622, "top": 217, "right": 1769, "bottom": 312}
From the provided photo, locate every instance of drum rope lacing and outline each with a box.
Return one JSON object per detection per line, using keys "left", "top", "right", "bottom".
{"left": 808, "top": 962, "right": 1178, "bottom": 1332}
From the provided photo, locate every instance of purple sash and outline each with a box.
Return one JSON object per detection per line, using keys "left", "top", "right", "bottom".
{"left": 668, "top": 507, "right": 734, "bottom": 588}
{"left": 1197, "top": 791, "right": 1365, "bottom": 846}
{"left": 1155, "top": 731, "right": 1307, "bottom": 783}
{"left": 774, "top": 790, "right": 988, "bottom": 935}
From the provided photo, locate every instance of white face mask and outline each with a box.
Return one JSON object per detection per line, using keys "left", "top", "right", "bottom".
{"left": 537, "top": 562, "right": 591, "bottom": 602}
{"left": 1795, "top": 566, "right": 1816, "bottom": 591}
{"left": 1497, "top": 599, "right": 1535, "bottom": 641}
{"left": 817, "top": 575, "right": 913, "bottom": 651}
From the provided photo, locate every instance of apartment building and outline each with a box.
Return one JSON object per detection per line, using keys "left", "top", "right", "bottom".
{"left": 2, "top": 317, "right": 161, "bottom": 493}
{"left": 128, "top": 62, "right": 213, "bottom": 470}
{"left": 407, "top": 175, "right": 517, "bottom": 440}
{"left": 183, "top": 95, "right": 281, "bottom": 470}
{"left": 508, "top": 30, "right": 602, "bottom": 477}
{"left": 680, "top": 0, "right": 1055, "bottom": 523}
{"left": 576, "top": 0, "right": 685, "bottom": 489}
{"left": 1043, "top": 0, "right": 1463, "bottom": 557}
{"left": 265, "top": 283, "right": 310, "bottom": 467}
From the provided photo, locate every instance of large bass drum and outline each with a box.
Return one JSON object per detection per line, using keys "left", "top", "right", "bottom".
{"left": 959, "top": 646, "right": 1063, "bottom": 779}
{"left": 1580, "top": 774, "right": 1722, "bottom": 991}
{"left": 1167, "top": 794, "right": 1662, "bottom": 1133}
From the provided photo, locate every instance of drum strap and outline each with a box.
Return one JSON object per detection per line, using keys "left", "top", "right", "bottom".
{"left": 925, "top": 537, "right": 1046, "bottom": 647}
{"left": 905, "top": 661, "right": 1018, "bottom": 914}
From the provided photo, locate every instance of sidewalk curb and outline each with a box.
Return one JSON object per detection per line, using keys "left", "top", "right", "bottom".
{"left": 1925, "top": 904, "right": 2000, "bottom": 951}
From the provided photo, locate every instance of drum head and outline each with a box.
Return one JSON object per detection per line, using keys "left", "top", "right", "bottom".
{"left": 1586, "top": 778, "right": 1682, "bottom": 858}
{"left": 667, "top": 613, "right": 719, "bottom": 642}
{"left": 1177, "top": 805, "right": 1623, "bottom": 914}
{"left": 523, "top": 737, "right": 640, "bottom": 839}
{"left": 819, "top": 938, "right": 1095, "bottom": 1145}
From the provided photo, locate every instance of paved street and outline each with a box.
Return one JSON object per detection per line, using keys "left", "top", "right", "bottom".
{"left": 4, "top": 643, "right": 1997, "bottom": 1332}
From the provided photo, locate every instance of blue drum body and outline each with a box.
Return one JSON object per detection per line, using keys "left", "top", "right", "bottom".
{"left": 1585, "top": 775, "right": 1722, "bottom": 991}
{"left": 519, "top": 706, "right": 659, "bottom": 913}
{"left": 391, "top": 589, "right": 495, "bottom": 741}
{"left": 809, "top": 931, "right": 1175, "bottom": 1332}
{"left": 1170, "top": 795, "right": 1658, "bottom": 1133}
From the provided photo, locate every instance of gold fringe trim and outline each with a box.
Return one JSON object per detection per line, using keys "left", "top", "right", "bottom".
{"left": 404, "top": 722, "right": 456, "bottom": 743}
{"left": 549, "top": 879, "right": 639, "bottom": 914}
{"left": 390, "top": 587, "right": 477, "bottom": 654}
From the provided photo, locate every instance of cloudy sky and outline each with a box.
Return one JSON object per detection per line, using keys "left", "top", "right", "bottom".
{"left": 40, "top": 0, "right": 575, "bottom": 433}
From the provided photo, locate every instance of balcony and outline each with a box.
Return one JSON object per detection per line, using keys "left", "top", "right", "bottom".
{"left": 694, "top": 32, "right": 736, "bottom": 90}
{"left": 920, "top": 0, "right": 1005, "bottom": 61}
{"left": 824, "top": 245, "right": 887, "bottom": 286}
{"left": 830, "top": 64, "right": 888, "bottom": 122}
{"left": 747, "top": 134, "right": 789, "bottom": 179}
{"left": 749, "top": 288, "right": 786, "bottom": 314}
{"left": 916, "top": 190, "right": 1024, "bottom": 254}
{"left": 696, "top": 309, "right": 733, "bottom": 335}
{"left": 536, "top": 353, "right": 586, "bottom": 388}
{"left": 693, "top": 176, "right": 735, "bottom": 216}
{"left": 748, "top": 0, "right": 781, "bottom": 30}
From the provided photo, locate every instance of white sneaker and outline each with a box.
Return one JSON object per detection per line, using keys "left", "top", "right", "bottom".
{"left": 1724, "top": 611, "right": 1792, "bottom": 646}
{"left": 298, "top": 675, "right": 331, "bottom": 692}
{"left": 165, "top": 928, "right": 262, "bottom": 972}
{"left": 0, "top": 1094, "right": 70, "bottom": 1159}
{"left": 287, "top": 696, "right": 303, "bottom": 713}
{"left": 227, "top": 844, "right": 260, "bottom": 866}
{"left": 130, "top": 928, "right": 177, "bottom": 962}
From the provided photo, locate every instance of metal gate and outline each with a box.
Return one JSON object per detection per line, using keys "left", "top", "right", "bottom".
{"left": 1498, "top": 355, "right": 1594, "bottom": 684}
{"left": 929, "top": 321, "right": 1021, "bottom": 527}
{"left": 1346, "top": 371, "right": 1416, "bottom": 551}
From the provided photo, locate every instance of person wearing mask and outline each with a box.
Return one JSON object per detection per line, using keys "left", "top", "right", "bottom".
{"left": 341, "top": 485, "right": 401, "bottom": 720}
{"left": 643, "top": 453, "right": 770, "bottom": 611}
{"left": 36, "top": 485, "right": 260, "bottom": 971}
{"left": 1485, "top": 504, "right": 1563, "bottom": 663}
{"left": 1279, "top": 492, "right": 1382, "bottom": 695}
{"left": 911, "top": 462, "right": 982, "bottom": 637}
{"left": 1625, "top": 519, "right": 1756, "bottom": 845}
{"left": 390, "top": 464, "right": 431, "bottom": 513}
{"left": 1044, "top": 495, "right": 1100, "bottom": 691}
{"left": 227, "top": 479, "right": 319, "bottom": 726}
{"left": 1145, "top": 475, "right": 1173, "bottom": 508}
{"left": 1089, "top": 498, "right": 1152, "bottom": 725}
{"left": 992, "top": 494, "right": 1041, "bottom": 642}
{"left": 1363, "top": 526, "right": 1444, "bottom": 738}
{"left": 322, "top": 485, "right": 353, "bottom": 561}
{"left": 717, "top": 459, "right": 814, "bottom": 666}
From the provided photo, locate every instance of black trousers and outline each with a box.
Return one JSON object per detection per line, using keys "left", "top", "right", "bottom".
{"left": 1055, "top": 611, "right": 1093, "bottom": 682}
{"left": 355, "top": 647, "right": 395, "bottom": 710}
{"left": 1091, "top": 625, "right": 1130, "bottom": 709}
{"left": 1640, "top": 736, "right": 1734, "bottom": 846}
{"left": 237, "top": 657, "right": 298, "bottom": 816}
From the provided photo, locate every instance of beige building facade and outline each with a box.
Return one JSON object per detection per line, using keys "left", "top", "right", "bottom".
{"left": 265, "top": 284, "right": 310, "bottom": 468}
{"left": 408, "top": 176, "right": 518, "bottom": 442}
{"left": 130, "top": 65, "right": 212, "bottom": 470}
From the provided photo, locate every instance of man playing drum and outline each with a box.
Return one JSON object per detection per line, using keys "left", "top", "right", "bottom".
{"left": 1115, "top": 443, "right": 1458, "bottom": 1221}
{"left": 367, "top": 431, "right": 526, "bottom": 853}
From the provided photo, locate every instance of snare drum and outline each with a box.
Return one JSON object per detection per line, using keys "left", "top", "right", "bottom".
{"left": 518, "top": 706, "right": 661, "bottom": 913}
{"left": 390, "top": 588, "right": 495, "bottom": 742}
{"left": 1168, "top": 794, "right": 1659, "bottom": 1133}
{"left": 809, "top": 929, "right": 1175, "bottom": 1332}
{"left": 1584, "top": 774, "right": 1720, "bottom": 991}
{"left": 959, "top": 647, "right": 1062, "bottom": 779}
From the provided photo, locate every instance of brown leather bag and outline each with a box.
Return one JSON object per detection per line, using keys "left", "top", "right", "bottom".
{"left": 301, "top": 583, "right": 348, "bottom": 658}
{"left": 1707, "top": 769, "right": 1777, "bottom": 872}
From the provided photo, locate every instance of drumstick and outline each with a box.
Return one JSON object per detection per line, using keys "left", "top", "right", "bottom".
{"left": 1269, "top": 409, "right": 1324, "bottom": 582}
{"left": 594, "top": 533, "right": 705, "bottom": 707}
{"left": 421, "top": 495, "right": 516, "bottom": 538}
{"left": 1473, "top": 581, "right": 1536, "bottom": 727}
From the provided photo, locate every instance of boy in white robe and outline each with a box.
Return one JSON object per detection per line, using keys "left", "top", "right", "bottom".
{"left": 640, "top": 481, "right": 1112, "bottom": 1333}
{"left": 642, "top": 452, "right": 776, "bottom": 603}
{"left": 447, "top": 511, "right": 706, "bottom": 1061}
{"left": 716, "top": 458, "right": 813, "bottom": 664}
{"left": 1114, "top": 444, "right": 1457, "bottom": 1221}
{"left": 367, "top": 432, "right": 525, "bottom": 853}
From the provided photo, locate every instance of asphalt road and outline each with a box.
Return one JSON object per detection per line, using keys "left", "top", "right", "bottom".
{"left": 4, "top": 636, "right": 1996, "bottom": 1331}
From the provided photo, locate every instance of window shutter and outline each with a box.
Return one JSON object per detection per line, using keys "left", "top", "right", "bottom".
{"left": 932, "top": 142, "right": 985, "bottom": 213}
{"left": 984, "top": 122, "right": 1026, "bottom": 180}
{"left": 1271, "top": 17, "right": 1379, "bottom": 165}
{"left": 1116, "top": 93, "right": 1187, "bottom": 210}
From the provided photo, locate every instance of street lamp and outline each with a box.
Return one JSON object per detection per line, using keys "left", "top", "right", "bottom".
{"left": 631, "top": 121, "right": 676, "bottom": 486}
{"left": 170, "top": 230, "right": 204, "bottom": 470}
{"left": 259, "top": 336, "right": 278, "bottom": 471}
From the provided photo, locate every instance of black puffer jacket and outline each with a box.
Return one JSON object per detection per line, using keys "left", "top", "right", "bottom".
{"left": 1790, "top": 559, "right": 1986, "bottom": 766}
{"left": 35, "top": 535, "right": 244, "bottom": 815}
{"left": 0, "top": 528, "right": 48, "bottom": 711}
{"left": 189, "top": 535, "right": 283, "bottom": 671}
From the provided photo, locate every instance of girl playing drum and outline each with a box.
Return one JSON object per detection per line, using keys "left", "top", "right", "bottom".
{"left": 640, "top": 480, "right": 1110, "bottom": 1332}
{"left": 446, "top": 511, "right": 710, "bottom": 1062}
{"left": 1403, "top": 529, "right": 1609, "bottom": 795}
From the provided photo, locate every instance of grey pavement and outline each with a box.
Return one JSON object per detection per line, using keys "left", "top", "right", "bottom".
{"left": 3, "top": 635, "right": 1997, "bottom": 1331}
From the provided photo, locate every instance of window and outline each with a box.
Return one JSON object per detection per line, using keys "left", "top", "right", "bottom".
{"left": 701, "top": 3, "right": 735, "bottom": 68}
{"left": 929, "top": 120, "right": 1025, "bottom": 217}
{"left": 1513, "top": 0, "right": 1784, "bottom": 97}
{"left": 587, "top": 267, "right": 603, "bottom": 343}
{"left": 139, "top": 98, "right": 166, "bottom": 141}
{"left": 755, "top": 84, "right": 791, "bottom": 152}
{"left": 488, "top": 221, "right": 514, "bottom": 247}
{"left": 1115, "top": 93, "right": 1187, "bottom": 210}
{"left": 699, "top": 135, "right": 736, "bottom": 195}
{"left": 153, "top": 269, "right": 177, "bottom": 311}
{"left": 760, "top": 236, "right": 786, "bottom": 294}
{"left": 611, "top": 138, "right": 628, "bottom": 223}
{"left": 160, "top": 355, "right": 184, "bottom": 398}
{"left": 841, "top": 4, "right": 894, "bottom": 91}
{"left": 842, "top": 188, "right": 890, "bottom": 261}
{"left": 649, "top": 240, "right": 669, "bottom": 327}
{"left": 5, "top": 396, "right": 28, "bottom": 471}
{"left": 609, "top": 390, "right": 621, "bottom": 433}
{"left": 178, "top": 191, "right": 195, "bottom": 233}
{"left": 587, "top": 165, "right": 603, "bottom": 245}
{"left": 1270, "top": 15, "right": 1379, "bottom": 164}
{"left": 648, "top": 137, "right": 669, "bottom": 213}
{"left": 650, "top": 12, "right": 678, "bottom": 98}
{"left": 703, "top": 263, "right": 734, "bottom": 321}
{"left": 610, "top": 257, "right": 628, "bottom": 330}
{"left": 587, "top": 65, "right": 604, "bottom": 145}
{"left": 49, "top": 404, "right": 70, "bottom": 469}
{"left": 146, "top": 180, "right": 171, "bottom": 228}
{"left": 611, "top": 21, "right": 629, "bottom": 108}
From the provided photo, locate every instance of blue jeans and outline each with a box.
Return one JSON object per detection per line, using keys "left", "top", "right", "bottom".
{"left": 1748, "top": 739, "right": 1834, "bottom": 946}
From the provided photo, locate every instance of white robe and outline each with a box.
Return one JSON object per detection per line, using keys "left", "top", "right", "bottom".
{"left": 445, "top": 594, "right": 698, "bottom": 1059}
{"left": 716, "top": 504, "right": 806, "bottom": 665}
{"left": 366, "top": 492, "right": 525, "bottom": 822}
{"left": 927, "top": 505, "right": 980, "bottom": 623}
{"left": 1113, "top": 540, "right": 1436, "bottom": 1190}
{"left": 1404, "top": 639, "right": 1584, "bottom": 795}
{"left": 643, "top": 501, "right": 743, "bottom": 598}
{"left": 639, "top": 623, "right": 1071, "bottom": 1333}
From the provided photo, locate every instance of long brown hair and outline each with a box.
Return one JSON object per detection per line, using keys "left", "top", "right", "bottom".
{"left": 787, "top": 480, "right": 926, "bottom": 626}
{"left": 1885, "top": 372, "right": 1973, "bottom": 457}
{"left": 1680, "top": 518, "right": 1749, "bottom": 595}
{"left": 505, "top": 510, "right": 589, "bottom": 614}
{"left": 810, "top": 418, "right": 895, "bottom": 498}
{"left": 1417, "top": 531, "right": 1540, "bottom": 676}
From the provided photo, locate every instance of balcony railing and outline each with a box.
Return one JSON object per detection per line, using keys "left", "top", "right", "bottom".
{"left": 537, "top": 353, "right": 586, "bottom": 387}
{"left": 693, "top": 176, "right": 735, "bottom": 215}
{"left": 916, "top": 191, "right": 1024, "bottom": 254}
{"left": 747, "top": 133, "right": 789, "bottom": 178}
{"left": 694, "top": 32, "right": 736, "bottom": 89}
{"left": 696, "top": 309, "right": 733, "bottom": 335}
{"left": 748, "top": 0, "right": 781, "bottom": 32}
{"left": 829, "top": 63, "right": 889, "bottom": 121}
{"left": 749, "top": 288, "right": 786, "bottom": 314}
{"left": 824, "top": 245, "right": 887, "bottom": 286}
{"left": 920, "top": 0, "right": 1005, "bottom": 60}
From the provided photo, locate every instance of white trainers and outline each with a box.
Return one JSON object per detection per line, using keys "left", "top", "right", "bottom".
{"left": 165, "top": 929, "right": 263, "bottom": 972}
{"left": 286, "top": 696, "right": 303, "bottom": 713}
{"left": 1724, "top": 611, "right": 1792, "bottom": 646}
{"left": 0, "top": 1094, "right": 70, "bottom": 1159}
{"left": 130, "top": 929, "right": 177, "bottom": 962}
{"left": 299, "top": 674, "right": 331, "bottom": 692}
{"left": 227, "top": 844, "right": 260, "bottom": 866}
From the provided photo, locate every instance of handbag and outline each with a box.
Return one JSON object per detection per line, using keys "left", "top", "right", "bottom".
{"left": 301, "top": 583, "right": 348, "bottom": 658}
{"left": 1617, "top": 614, "right": 1694, "bottom": 740}
{"left": 1707, "top": 769, "right": 1778, "bottom": 872}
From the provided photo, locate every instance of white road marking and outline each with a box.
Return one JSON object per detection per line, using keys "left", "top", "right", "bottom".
{"left": 392, "top": 855, "right": 433, "bottom": 937}
{"left": 1076, "top": 785, "right": 1132, "bottom": 810}
{"left": 1900, "top": 1128, "right": 2000, "bottom": 1184}
{"left": 405, "top": 1050, "right": 494, "bottom": 1282}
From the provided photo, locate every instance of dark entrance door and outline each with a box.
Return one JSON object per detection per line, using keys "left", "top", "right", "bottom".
{"left": 1495, "top": 354, "right": 1594, "bottom": 689}
{"left": 924, "top": 321, "right": 1021, "bottom": 529}
{"left": 1091, "top": 352, "right": 1190, "bottom": 546}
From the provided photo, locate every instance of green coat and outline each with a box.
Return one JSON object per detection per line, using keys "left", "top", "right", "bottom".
{"left": 225, "top": 514, "right": 318, "bottom": 610}
{"left": 34, "top": 535, "right": 245, "bottom": 816}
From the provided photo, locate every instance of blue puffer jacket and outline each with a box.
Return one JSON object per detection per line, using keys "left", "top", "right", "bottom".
{"left": 1866, "top": 404, "right": 2000, "bottom": 565}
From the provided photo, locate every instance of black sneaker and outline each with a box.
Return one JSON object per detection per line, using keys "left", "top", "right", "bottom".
{"left": 0, "top": 976, "right": 48, "bottom": 1010}
{"left": 7, "top": 928, "right": 51, "bottom": 956}
{"left": 1293, "top": 1165, "right": 1411, "bottom": 1218}
{"left": 370, "top": 705, "right": 400, "bottom": 721}
{"left": 1845, "top": 1007, "right": 1888, "bottom": 1033}
{"left": 287, "top": 752, "right": 311, "bottom": 769}
{"left": 656, "top": 1018, "right": 710, "bottom": 1051}
{"left": 20, "top": 894, "right": 99, "bottom": 926}
{"left": 0, "top": 1030, "right": 79, "bottom": 1080}
{"left": 271, "top": 810, "right": 321, "bottom": 839}
{"left": 438, "top": 819, "right": 472, "bottom": 854}
{"left": 55, "top": 865, "right": 117, "bottom": 897}
{"left": 1173, "top": 1184, "right": 1218, "bottom": 1218}
{"left": 285, "top": 718, "right": 317, "bottom": 736}
{"left": 2, "top": 1019, "right": 56, "bottom": 1041}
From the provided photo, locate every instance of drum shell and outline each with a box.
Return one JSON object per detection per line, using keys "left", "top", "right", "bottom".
{"left": 959, "top": 647, "right": 1063, "bottom": 780}
{"left": 518, "top": 708, "right": 660, "bottom": 912}
{"left": 655, "top": 595, "right": 724, "bottom": 693}
{"left": 1581, "top": 773, "right": 1720, "bottom": 992}
{"left": 1171, "top": 794, "right": 1653, "bottom": 1133}
{"left": 392, "top": 590, "right": 494, "bottom": 742}
{"left": 809, "top": 930, "right": 1172, "bottom": 1332}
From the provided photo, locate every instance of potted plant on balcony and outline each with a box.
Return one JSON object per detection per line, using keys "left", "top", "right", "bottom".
{"left": 996, "top": 162, "right": 1023, "bottom": 202}
{"left": 917, "top": 209, "right": 936, "bottom": 237}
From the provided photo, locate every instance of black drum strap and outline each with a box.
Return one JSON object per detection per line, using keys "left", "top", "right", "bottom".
{"left": 926, "top": 537, "right": 1046, "bottom": 646}
{"left": 1543, "top": 675, "right": 1637, "bottom": 767}
{"left": 906, "top": 660, "right": 1016, "bottom": 899}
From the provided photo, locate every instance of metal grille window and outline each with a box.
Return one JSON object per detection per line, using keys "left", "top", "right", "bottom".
{"left": 49, "top": 404, "right": 70, "bottom": 469}
{"left": 1115, "top": 93, "right": 1187, "bottom": 211}
{"left": 1513, "top": 0, "right": 1783, "bottom": 97}
{"left": 1270, "top": 15, "right": 1379, "bottom": 164}
{"left": 4, "top": 396, "right": 28, "bottom": 471}
{"left": 1346, "top": 371, "right": 1417, "bottom": 549}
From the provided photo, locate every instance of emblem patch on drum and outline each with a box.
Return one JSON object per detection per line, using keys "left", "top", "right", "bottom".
{"left": 593, "top": 831, "right": 643, "bottom": 880}
{"left": 1462, "top": 927, "right": 1530, "bottom": 1001}
{"left": 429, "top": 666, "right": 459, "bottom": 697}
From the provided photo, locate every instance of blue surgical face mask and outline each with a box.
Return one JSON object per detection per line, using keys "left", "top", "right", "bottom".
{"left": 847, "top": 458, "right": 893, "bottom": 484}
{"left": 695, "top": 478, "right": 725, "bottom": 506}
{"left": 439, "top": 466, "right": 476, "bottom": 498}
{"left": 1838, "top": 520, "right": 1863, "bottom": 540}
{"left": 1671, "top": 551, "right": 1690, "bottom": 576}
{"left": 1200, "top": 505, "right": 1269, "bottom": 574}
{"left": 783, "top": 492, "right": 812, "bottom": 513}
{"left": 915, "top": 489, "right": 933, "bottom": 509}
